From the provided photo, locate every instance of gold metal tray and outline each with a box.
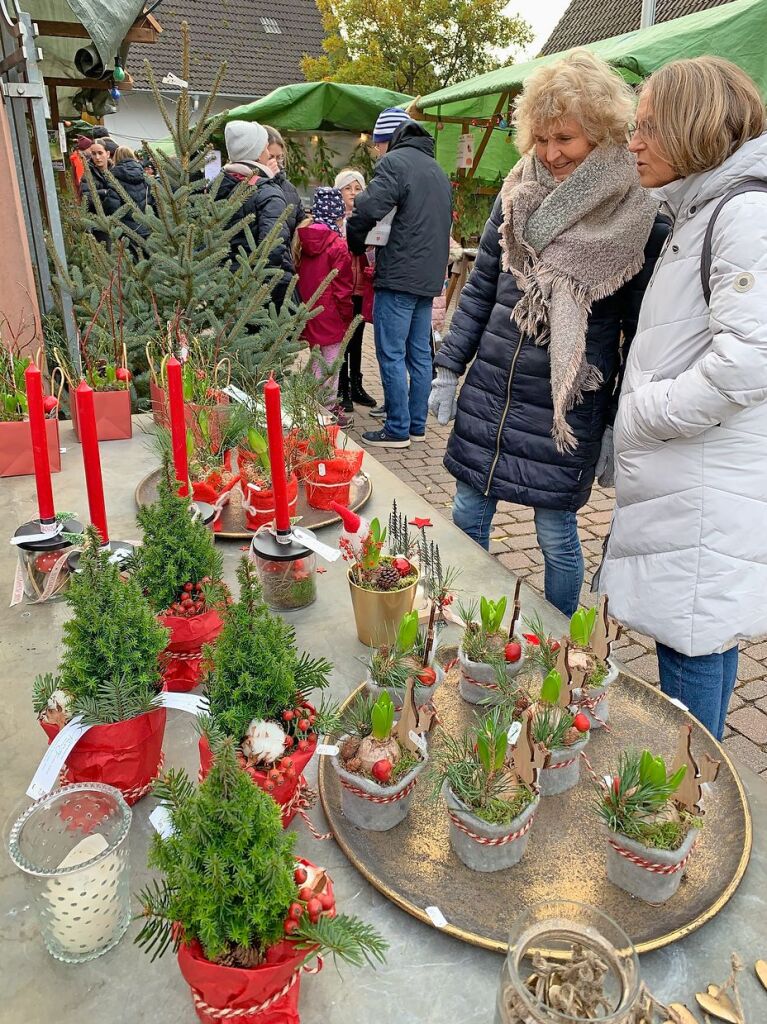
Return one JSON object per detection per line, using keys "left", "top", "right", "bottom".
{"left": 134, "top": 470, "right": 373, "bottom": 539}
{"left": 318, "top": 665, "right": 752, "bottom": 954}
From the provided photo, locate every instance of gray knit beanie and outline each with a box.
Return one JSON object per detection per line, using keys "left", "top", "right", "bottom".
{"left": 224, "top": 120, "right": 268, "bottom": 163}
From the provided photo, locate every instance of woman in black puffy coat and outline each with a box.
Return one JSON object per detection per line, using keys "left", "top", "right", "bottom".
{"left": 102, "top": 146, "right": 151, "bottom": 241}
{"left": 429, "top": 51, "right": 668, "bottom": 616}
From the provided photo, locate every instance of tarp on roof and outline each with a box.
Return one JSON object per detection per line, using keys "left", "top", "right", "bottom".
{"left": 417, "top": 0, "right": 767, "bottom": 117}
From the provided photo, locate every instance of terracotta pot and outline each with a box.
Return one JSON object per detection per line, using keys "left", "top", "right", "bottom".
{"left": 0, "top": 417, "right": 61, "bottom": 477}
{"left": 71, "top": 389, "right": 132, "bottom": 441}
{"left": 40, "top": 707, "right": 166, "bottom": 806}
{"left": 347, "top": 569, "right": 419, "bottom": 648}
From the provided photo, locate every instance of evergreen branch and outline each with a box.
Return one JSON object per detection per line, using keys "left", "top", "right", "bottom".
{"left": 134, "top": 879, "right": 177, "bottom": 961}
{"left": 293, "top": 913, "right": 388, "bottom": 969}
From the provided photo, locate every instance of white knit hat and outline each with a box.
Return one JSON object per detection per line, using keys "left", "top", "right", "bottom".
{"left": 224, "top": 120, "right": 268, "bottom": 163}
{"left": 334, "top": 168, "right": 365, "bottom": 191}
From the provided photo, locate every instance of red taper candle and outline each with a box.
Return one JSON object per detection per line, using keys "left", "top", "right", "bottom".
{"left": 166, "top": 357, "right": 189, "bottom": 497}
{"left": 263, "top": 374, "right": 290, "bottom": 534}
{"left": 24, "top": 362, "right": 55, "bottom": 523}
{"left": 75, "top": 381, "right": 109, "bottom": 543}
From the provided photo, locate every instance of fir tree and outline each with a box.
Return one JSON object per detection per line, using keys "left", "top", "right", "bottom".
{"left": 131, "top": 453, "right": 224, "bottom": 612}
{"left": 136, "top": 736, "right": 388, "bottom": 968}
{"left": 53, "top": 22, "right": 325, "bottom": 401}
{"left": 205, "top": 558, "right": 331, "bottom": 741}
{"left": 32, "top": 527, "right": 168, "bottom": 724}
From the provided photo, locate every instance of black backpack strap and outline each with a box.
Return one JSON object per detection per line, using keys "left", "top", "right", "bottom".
{"left": 701, "top": 179, "right": 767, "bottom": 304}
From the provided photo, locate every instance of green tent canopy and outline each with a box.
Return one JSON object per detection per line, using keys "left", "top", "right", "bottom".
{"left": 417, "top": 0, "right": 767, "bottom": 118}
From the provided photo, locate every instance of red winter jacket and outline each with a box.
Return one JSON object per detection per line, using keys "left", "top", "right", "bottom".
{"left": 296, "top": 223, "right": 354, "bottom": 347}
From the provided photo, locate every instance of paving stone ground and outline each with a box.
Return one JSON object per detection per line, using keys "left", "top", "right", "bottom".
{"left": 345, "top": 322, "right": 767, "bottom": 776}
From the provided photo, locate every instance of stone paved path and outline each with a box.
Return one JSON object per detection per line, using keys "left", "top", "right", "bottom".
{"left": 345, "top": 324, "right": 767, "bottom": 776}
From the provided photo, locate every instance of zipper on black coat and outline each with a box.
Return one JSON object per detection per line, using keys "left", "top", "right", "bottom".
{"left": 484, "top": 334, "right": 524, "bottom": 496}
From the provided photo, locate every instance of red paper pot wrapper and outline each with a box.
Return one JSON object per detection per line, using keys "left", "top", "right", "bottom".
{"left": 199, "top": 732, "right": 317, "bottom": 827}
{"left": 158, "top": 608, "right": 224, "bottom": 692}
{"left": 71, "top": 388, "right": 132, "bottom": 442}
{"left": 303, "top": 449, "right": 363, "bottom": 511}
{"left": 185, "top": 397, "right": 230, "bottom": 449}
{"left": 241, "top": 473, "right": 299, "bottom": 532}
{"left": 0, "top": 417, "right": 61, "bottom": 477}
{"left": 191, "top": 463, "right": 239, "bottom": 534}
{"left": 40, "top": 707, "right": 166, "bottom": 806}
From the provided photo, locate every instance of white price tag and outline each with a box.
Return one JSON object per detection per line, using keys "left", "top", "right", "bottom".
{"left": 506, "top": 721, "right": 522, "bottom": 746}
{"left": 27, "top": 715, "right": 92, "bottom": 800}
{"left": 291, "top": 526, "right": 340, "bottom": 563}
{"left": 10, "top": 522, "right": 64, "bottom": 546}
{"left": 318, "top": 463, "right": 326, "bottom": 477}
{"left": 149, "top": 805, "right": 175, "bottom": 838}
{"left": 159, "top": 692, "right": 209, "bottom": 715}
{"left": 408, "top": 730, "right": 428, "bottom": 755}
{"left": 425, "top": 906, "right": 447, "bottom": 928}
{"left": 667, "top": 697, "right": 689, "bottom": 712}
{"left": 316, "top": 744, "right": 339, "bottom": 757}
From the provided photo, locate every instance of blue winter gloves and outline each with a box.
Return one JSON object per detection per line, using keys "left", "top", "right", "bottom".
{"left": 428, "top": 367, "right": 459, "bottom": 425}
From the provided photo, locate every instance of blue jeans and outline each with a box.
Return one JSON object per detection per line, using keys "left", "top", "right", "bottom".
{"left": 656, "top": 643, "right": 738, "bottom": 740}
{"left": 373, "top": 288, "right": 434, "bottom": 438}
{"left": 452, "top": 479, "right": 584, "bottom": 617}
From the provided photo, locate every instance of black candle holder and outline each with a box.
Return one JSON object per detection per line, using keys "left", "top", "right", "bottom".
{"left": 66, "top": 540, "right": 135, "bottom": 574}
{"left": 250, "top": 527, "right": 317, "bottom": 611}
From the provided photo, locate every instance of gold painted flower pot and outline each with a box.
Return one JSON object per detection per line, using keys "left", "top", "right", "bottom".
{"left": 347, "top": 569, "right": 419, "bottom": 647}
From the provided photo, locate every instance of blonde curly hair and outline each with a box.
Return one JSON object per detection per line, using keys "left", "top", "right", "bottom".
{"left": 514, "top": 50, "right": 635, "bottom": 154}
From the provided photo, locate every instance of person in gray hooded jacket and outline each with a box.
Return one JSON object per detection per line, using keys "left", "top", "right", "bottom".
{"left": 601, "top": 57, "right": 767, "bottom": 740}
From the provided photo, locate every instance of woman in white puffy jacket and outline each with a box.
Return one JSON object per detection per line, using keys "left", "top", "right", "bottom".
{"left": 600, "top": 57, "right": 767, "bottom": 740}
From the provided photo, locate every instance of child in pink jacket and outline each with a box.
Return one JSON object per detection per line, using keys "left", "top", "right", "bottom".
{"left": 296, "top": 187, "right": 355, "bottom": 420}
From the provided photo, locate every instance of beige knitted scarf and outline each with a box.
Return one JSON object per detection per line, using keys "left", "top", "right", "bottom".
{"left": 500, "top": 146, "right": 657, "bottom": 453}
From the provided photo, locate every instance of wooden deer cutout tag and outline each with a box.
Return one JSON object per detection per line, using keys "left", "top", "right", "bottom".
{"left": 671, "top": 724, "right": 721, "bottom": 815}
{"left": 395, "top": 676, "right": 433, "bottom": 756}
{"left": 512, "top": 708, "right": 547, "bottom": 789}
{"left": 591, "top": 595, "right": 623, "bottom": 664}
{"left": 508, "top": 579, "right": 522, "bottom": 639}
{"left": 554, "top": 639, "right": 577, "bottom": 707}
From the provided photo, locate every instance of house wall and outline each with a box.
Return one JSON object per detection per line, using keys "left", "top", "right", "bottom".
{"left": 103, "top": 90, "right": 236, "bottom": 148}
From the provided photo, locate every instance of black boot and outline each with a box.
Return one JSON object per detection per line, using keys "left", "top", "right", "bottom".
{"left": 351, "top": 374, "right": 376, "bottom": 408}
{"left": 338, "top": 367, "right": 354, "bottom": 413}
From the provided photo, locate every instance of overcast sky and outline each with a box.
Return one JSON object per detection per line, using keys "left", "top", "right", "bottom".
{"left": 508, "top": 0, "right": 572, "bottom": 57}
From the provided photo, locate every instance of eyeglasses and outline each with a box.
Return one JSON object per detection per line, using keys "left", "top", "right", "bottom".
{"left": 628, "top": 120, "right": 658, "bottom": 140}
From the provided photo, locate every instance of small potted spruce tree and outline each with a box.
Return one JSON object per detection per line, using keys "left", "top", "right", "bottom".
{"left": 365, "top": 611, "right": 443, "bottom": 708}
{"left": 532, "top": 669, "right": 591, "bottom": 797}
{"left": 200, "top": 557, "right": 331, "bottom": 826}
{"left": 136, "top": 737, "right": 387, "bottom": 1024}
{"left": 34, "top": 527, "right": 168, "bottom": 804}
{"left": 131, "top": 454, "right": 227, "bottom": 691}
{"left": 457, "top": 590, "right": 526, "bottom": 705}
{"left": 332, "top": 691, "right": 429, "bottom": 831}
{"left": 429, "top": 707, "right": 543, "bottom": 873}
{"left": 562, "top": 597, "right": 621, "bottom": 728}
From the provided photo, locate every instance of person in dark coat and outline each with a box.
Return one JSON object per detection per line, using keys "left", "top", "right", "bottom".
{"left": 428, "top": 50, "right": 669, "bottom": 617}
{"left": 347, "top": 110, "right": 453, "bottom": 449}
{"left": 265, "top": 125, "right": 306, "bottom": 240}
{"left": 102, "top": 146, "right": 151, "bottom": 241}
{"left": 217, "top": 120, "right": 293, "bottom": 308}
{"left": 79, "top": 139, "right": 111, "bottom": 209}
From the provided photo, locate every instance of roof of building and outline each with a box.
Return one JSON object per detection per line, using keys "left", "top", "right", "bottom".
{"left": 131, "top": 0, "right": 325, "bottom": 95}
{"left": 540, "top": 0, "right": 737, "bottom": 54}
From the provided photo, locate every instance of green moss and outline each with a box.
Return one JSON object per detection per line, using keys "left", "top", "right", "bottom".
{"left": 389, "top": 748, "right": 421, "bottom": 784}
{"left": 471, "top": 787, "right": 535, "bottom": 826}
{"left": 585, "top": 660, "right": 609, "bottom": 689}
{"left": 622, "top": 813, "right": 702, "bottom": 851}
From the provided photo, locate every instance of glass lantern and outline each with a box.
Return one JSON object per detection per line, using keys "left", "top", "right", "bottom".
{"left": 250, "top": 526, "right": 317, "bottom": 611}
{"left": 8, "top": 784, "right": 132, "bottom": 964}
{"left": 12, "top": 518, "right": 83, "bottom": 602}
{"left": 495, "top": 901, "right": 640, "bottom": 1024}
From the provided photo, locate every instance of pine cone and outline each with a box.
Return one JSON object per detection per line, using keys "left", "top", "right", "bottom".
{"left": 340, "top": 736, "right": 361, "bottom": 762}
{"left": 347, "top": 756, "right": 363, "bottom": 773}
{"left": 563, "top": 727, "right": 581, "bottom": 747}
{"left": 374, "top": 564, "right": 401, "bottom": 591}
{"left": 513, "top": 694, "right": 531, "bottom": 717}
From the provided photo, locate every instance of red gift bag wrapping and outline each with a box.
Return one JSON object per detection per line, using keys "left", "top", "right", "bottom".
{"left": 71, "top": 389, "right": 132, "bottom": 442}
{"left": 40, "top": 707, "right": 166, "bottom": 806}
{"left": 241, "top": 473, "right": 298, "bottom": 532}
{"left": 0, "top": 418, "right": 61, "bottom": 477}
{"left": 199, "top": 732, "right": 317, "bottom": 827}
{"left": 158, "top": 609, "right": 224, "bottom": 692}
{"left": 191, "top": 458, "right": 240, "bottom": 534}
{"left": 303, "top": 448, "right": 364, "bottom": 511}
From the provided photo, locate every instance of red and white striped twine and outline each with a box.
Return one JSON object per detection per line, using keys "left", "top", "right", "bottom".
{"left": 573, "top": 689, "right": 611, "bottom": 731}
{"left": 61, "top": 753, "right": 165, "bottom": 803}
{"left": 339, "top": 774, "right": 418, "bottom": 804}
{"left": 284, "top": 776, "right": 332, "bottom": 841}
{"left": 607, "top": 836, "right": 698, "bottom": 875}
{"left": 545, "top": 755, "right": 577, "bottom": 771}
{"left": 461, "top": 672, "right": 499, "bottom": 691}
{"left": 448, "top": 809, "right": 535, "bottom": 846}
{"left": 191, "top": 957, "right": 323, "bottom": 1019}
{"left": 163, "top": 649, "right": 204, "bottom": 662}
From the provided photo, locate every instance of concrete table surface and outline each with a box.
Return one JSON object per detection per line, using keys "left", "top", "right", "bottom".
{"left": 1, "top": 417, "right": 765, "bottom": 1024}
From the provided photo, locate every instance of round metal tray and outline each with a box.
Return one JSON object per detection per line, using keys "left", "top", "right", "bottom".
{"left": 134, "top": 469, "right": 373, "bottom": 539}
{"left": 318, "top": 662, "right": 752, "bottom": 954}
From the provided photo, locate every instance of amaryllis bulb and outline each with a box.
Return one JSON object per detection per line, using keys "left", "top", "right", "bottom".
{"left": 242, "top": 719, "right": 287, "bottom": 764}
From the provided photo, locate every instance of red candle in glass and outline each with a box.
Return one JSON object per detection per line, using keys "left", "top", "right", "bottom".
{"left": 24, "top": 362, "right": 55, "bottom": 523}
{"left": 166, "top": 357, "right": 189, "bottom": 497}
{"left": 263, "top": 375, "right": 290, "bottom": 534}
{"left": 75, "top": 381, "right": 109, "bottom": 543}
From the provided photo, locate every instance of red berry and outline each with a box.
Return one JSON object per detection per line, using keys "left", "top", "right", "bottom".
{"left": 573, "top": 712, "right": 591, "bottom": 733}
{"left": 297, "top": 739, "right": 308, "bottom": 752}
{"left": 308, "top": 715, "right": 316, "bottom": 726}
{"left": 184, "top": 582, "right": 194, "bottom": 592}
{"left": 550, "top": 640, "right": 561, "bottom": 652}
{"left": 288, "top": 902, "right": 303, "bottom": 920}
{"left": 298, "top": 886, "right": 314, "bottom": 903}
{"left": 42, "top": 395, "right": 59, "bottom": 414}
{"left": 268, "top": 769, "right": 282, "bottom": 784}
{"left": 282, "top": 710, "right": 295, "bottom": 722}
{"left": 294, "top": 867, "right": 307, "bottom": 885}
{"left": 298, "top": 718, "right": 310, "bottom": 732}
{"left": 283, "top": 736, "right": 294, "bottom": 748}
{"left": 416, "top": 666, "right": 437, "bottom": 686}
{"left": 264, "top": 781, "right": 275, "bottom": 793}
{"left": 306, "top": 897, "right": 322, "bottom": 922}
{"left": 115, "top": 367, "right": 132, "bottom": 382}
{"left": 392, "top": 556, "right": 412, "bottom": 577}
{"left": 504, "top": 642, "right": 522, "bottom": 663}
{"left": 319, "top": 891, "right": 334, "bottom": 911}
{"left": 612, "top": 775, "right": 621, "bottom": 796}
{"left": 372, "top": 759, "right": 393, "bottom": 783}
{"left": 283, "top": 919, "right": 299, "bottom": 936}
